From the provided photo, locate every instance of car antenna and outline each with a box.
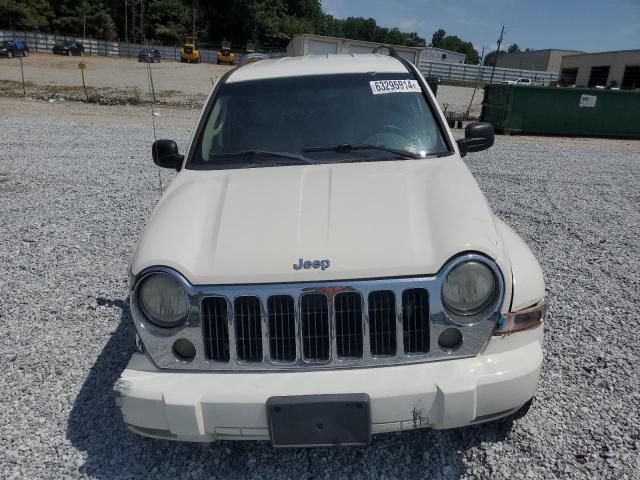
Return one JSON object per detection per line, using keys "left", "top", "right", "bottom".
{"left": 144, "top": 39, "right": 163, "bottom": 196}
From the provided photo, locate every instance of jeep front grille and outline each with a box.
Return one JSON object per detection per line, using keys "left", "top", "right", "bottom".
{"left": 267, "top": 295, "right": 296, "bottom": 362}
{"left": 134, "top": 254, "right": 504, "bottom": 371}
{"left": 201, "top": 286, "right": 430, "bottom": 366}
{"left": 402, "top": 288, "right": 430, "bottom": 353}
{"left": 234, "top": 296, "right": 263, "bottom": 362}
{"left": 300, "top": 294, "right": 331, "bottom": 361}
{"left": 368, "top": 290, "right": 397, "bottom": 356}
{"left": 334, "top": 292, "right": 363, "bottom": 358}
{"left": 201, "top": 297, "right": 230, "bottom": 362}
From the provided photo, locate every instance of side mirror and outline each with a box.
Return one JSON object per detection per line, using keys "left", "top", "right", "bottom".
{"left": 456, "top": 122, "right": 495, "bottom": 157}
{"left": 152, "top": 139, "right": 184, "bottom": 170}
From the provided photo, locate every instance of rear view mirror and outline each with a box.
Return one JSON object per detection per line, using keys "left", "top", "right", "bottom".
{"left": 152, "top": 139, "right": 184, "bottom": 170}
{"left": 457, "top": 122, "right": 495, "bottom": 157}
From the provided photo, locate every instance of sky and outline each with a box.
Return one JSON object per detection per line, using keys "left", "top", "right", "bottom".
{"left": 321, "top": 0, "right": 640, "bottom": 54}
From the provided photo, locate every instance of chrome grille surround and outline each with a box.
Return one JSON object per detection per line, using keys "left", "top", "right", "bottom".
{"left": 130, "top": 253, "right": 505, "bottom": 371}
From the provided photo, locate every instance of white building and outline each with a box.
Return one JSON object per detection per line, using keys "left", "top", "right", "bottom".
{"left": 287, "top": 34, "right": 423, "bottom": 65}
{"left": 421, "top": 47, "right": 466, "bottom": 64}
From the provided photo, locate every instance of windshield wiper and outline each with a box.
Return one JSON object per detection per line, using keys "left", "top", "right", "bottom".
{"left": 211, "top": 150, "right": 315, "bottom": 165}
{"left": 302, "top": 144, "right": 419, "bottom": 159}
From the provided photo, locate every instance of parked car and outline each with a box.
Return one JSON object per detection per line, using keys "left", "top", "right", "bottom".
{"left": 117, "top": 52, "right": 546, "bottom": 446}
{"left": 239, "top": 52, "right": 269, "bottom": 66}
{"left": 138, "top": 48, "right": 161, "bottom": 63}
{"left": 0, "top": 40, "right": 29, "bottom": 57}
{"left": 52, "top": 41, "right": 84, "bottom": 56}
{"left": 506, "top": 77, "right": 532, "bottom": 86}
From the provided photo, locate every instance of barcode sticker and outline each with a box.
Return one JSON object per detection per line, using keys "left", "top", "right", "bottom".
{"left": 370, "top": 79, "right": 422, "bottom": 95}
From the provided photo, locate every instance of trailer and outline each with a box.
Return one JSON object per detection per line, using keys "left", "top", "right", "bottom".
{"left": 287, "top": 34, "right": 422, "bottom": 65}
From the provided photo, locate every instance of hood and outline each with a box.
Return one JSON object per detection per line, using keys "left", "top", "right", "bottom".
{"left": 131, "top": 159, "right": 506, "bottom": 285}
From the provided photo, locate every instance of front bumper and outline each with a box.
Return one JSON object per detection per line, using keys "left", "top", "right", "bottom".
{"left": 115, "top": 326, "right": 543, "bottom": 442}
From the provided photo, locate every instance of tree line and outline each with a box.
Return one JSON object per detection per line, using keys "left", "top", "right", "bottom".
{"left": 1, "top": 0, "right": 494, "bottom": 64}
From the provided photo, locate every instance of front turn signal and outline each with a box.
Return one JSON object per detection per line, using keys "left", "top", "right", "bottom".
{"left": 495, "top": 301, "right": 547, "bottom": 335}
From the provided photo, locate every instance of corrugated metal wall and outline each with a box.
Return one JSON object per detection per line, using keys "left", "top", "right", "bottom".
{"left": 418, "top": 60, "right": 558, "bottom": 85}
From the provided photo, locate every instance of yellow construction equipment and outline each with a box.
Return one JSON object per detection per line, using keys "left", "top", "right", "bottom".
{"left": 180, "top": 37, "right": 201, "bottom": 64}
{"left": 216, "top": 41, "right": 235, "bottom": 65}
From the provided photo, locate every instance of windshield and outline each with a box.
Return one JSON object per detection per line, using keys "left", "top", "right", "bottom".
{"left": 190, "top": 73, "right": 450, "bottom": 169}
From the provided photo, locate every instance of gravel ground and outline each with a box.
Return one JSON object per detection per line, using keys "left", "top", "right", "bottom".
{"left": 0, "top": 54, "right": 230, "bottom": 104}
{"left": 436, "top": 85, "right": 483, "bottom": 116}
{"left": 1, "top": 97, "right": 639, "bottom": 479}
{"left": 0, "top": 54, "right": 477, "bottom": 112}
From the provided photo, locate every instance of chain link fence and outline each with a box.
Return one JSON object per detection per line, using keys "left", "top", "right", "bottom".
{"left": 0, "top": 29, "right": 286, "bottom": 64}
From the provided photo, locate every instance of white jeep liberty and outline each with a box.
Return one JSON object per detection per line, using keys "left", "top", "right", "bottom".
{"left": 116, "top": 52, "right": 546, "bottom": 447}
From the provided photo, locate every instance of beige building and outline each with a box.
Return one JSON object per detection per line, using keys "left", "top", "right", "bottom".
{"left": 496, "top": 49, "right": 583, "bottom": 72}
{"left": 287, "top": 34, "right": 422, "bottom": 65}
{"left": 558, "top": 50, "right": 640, "bottom": 89}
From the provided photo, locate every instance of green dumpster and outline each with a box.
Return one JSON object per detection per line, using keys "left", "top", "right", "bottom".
{"left": 481, "top": 85, "right": 640, "bottom": 138}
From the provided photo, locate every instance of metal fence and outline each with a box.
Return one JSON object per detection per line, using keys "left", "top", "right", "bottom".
{"left": 0, "top": 29, "right": 285, "bottom": 64}
{"left": 419, "top": 59, "right": 558, "bottom": 86}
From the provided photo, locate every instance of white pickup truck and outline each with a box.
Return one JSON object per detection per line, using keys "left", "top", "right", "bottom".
{"left": 116, "top": 52, "right": 546, "bottom": 447}
{"left": 506, "top": 77, "right": 533, "bottom": 86}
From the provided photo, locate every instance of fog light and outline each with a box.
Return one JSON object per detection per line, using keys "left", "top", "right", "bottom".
{"left": 173, "top": 338, "right": 196, "bottom": 361}
{"left": 438, "top": 328, "right": 462, "bottom": 350}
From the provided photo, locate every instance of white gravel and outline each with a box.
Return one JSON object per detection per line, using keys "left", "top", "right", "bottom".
{"left": 1, "top": 98, "right": 639, "bottom": 479}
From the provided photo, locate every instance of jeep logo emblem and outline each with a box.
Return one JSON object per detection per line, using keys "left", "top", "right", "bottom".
{"left": 293, "top": 258, "right": 330, "bottom": 271}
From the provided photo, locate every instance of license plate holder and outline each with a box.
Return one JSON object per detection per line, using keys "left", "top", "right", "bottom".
{"left": 267, "top": 394, "right": 371, "bottom": 447}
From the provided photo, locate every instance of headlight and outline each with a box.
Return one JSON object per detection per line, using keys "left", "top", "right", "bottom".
{"left": 442, "top": 261, "right": 497, "bottom": 318}
{"left": 137, "top": 273, "right": 189, "bottom": 327}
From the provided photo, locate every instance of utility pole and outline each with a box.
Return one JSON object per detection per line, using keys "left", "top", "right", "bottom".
{"left": 131, "top": 0, "right": 135, "bottom": 45}
{"left": 140, "top": 0, "right": 144, "bottom": 43}
{"left": 466, "top": 46, "right": 485, "bottom": 118}
{"left": 124, "top": 0, "right": 128, "bottom": 44}
{"left": 82, "top": 1, "right": 86, "bottom": 41}
{"left": 489, "top": 25, "right": 505, "bottom": 85}
{"left": 192, "top": 0, "right": 198, "bottom": 38}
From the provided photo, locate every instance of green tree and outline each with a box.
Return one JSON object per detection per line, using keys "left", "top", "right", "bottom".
{"left": 145, "top": 0, "right": 186, "bottom": 43}
{"left": 286, "top": 0, "right": 322, "bottom": 26}
{"left": 483, "top": 50, "right": 505, "bottom": 66}
{"left": 507, "top": 43, "right": 520, "bottom": 53}
{"left": 401, "top": 31, "right": 426, "bottom": 47}
{"left": 280, "top": 14, "right": 315, "bottom": 39}
{"left": 0, "top": 0, "right": 52, "bottom": 30}
{"left": 384, "top": 27, "right": 404, "bottom": 45}
{"left": 342, "top": 17, "right": 377, "bottom": 41}
{"left": 430, "top": 28, "right": 445, "bottom": 48}
{"left": 440, "top": 34, "right": 479, "bottom": 64}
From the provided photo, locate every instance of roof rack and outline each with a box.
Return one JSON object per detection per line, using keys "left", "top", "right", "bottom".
{"left": 372, "top": 45, "right": 400, "bottom": 59}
